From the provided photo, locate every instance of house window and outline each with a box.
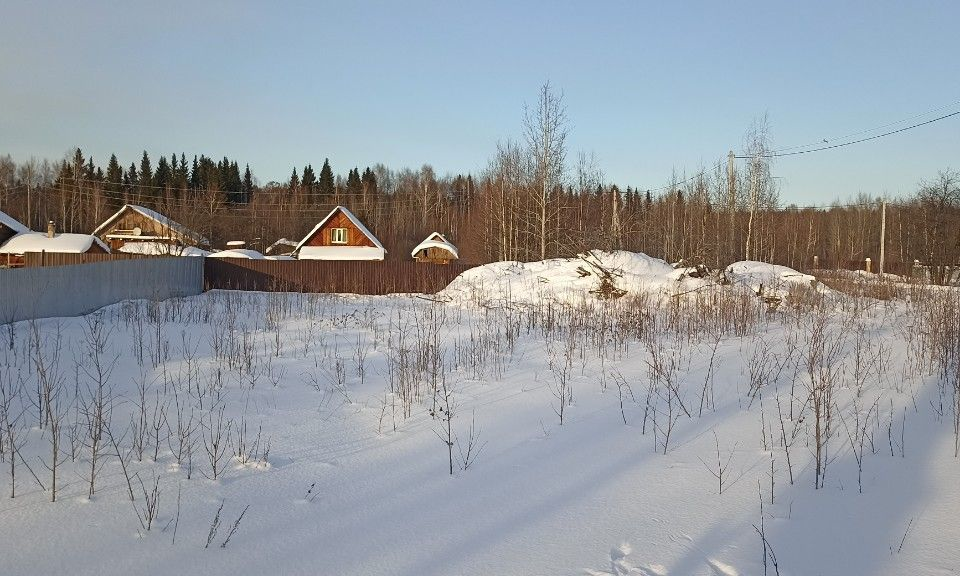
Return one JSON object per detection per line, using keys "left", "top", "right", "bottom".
{"left": 331, "top": 228, "right": 348, "bottom": 244}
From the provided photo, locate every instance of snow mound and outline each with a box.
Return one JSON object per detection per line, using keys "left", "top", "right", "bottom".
{"left": 440, "top": 250, "right": 708, "bottom": 305}
{"left": 724, "top": 261, "right": 817, "bottom": 298}
{"left": 118, "top": 241, "right": 210, "bottom": 257}
{"left": 208, "top": 249, "right": 266, "bottom": 259}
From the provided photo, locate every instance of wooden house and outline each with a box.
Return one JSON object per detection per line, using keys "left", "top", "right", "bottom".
{"left": 294, "top": 206, "right": 386, "bottom": 261}
{"left": 411, "top": 232, "right": 459, "bottom": 264}
{"left": 92, "top": 204, "right": 208, "bottom": 253}
{"left": 1, "top": 221, "right": 109, "bottom": 267}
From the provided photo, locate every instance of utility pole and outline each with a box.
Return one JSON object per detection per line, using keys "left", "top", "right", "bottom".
{"left": 611, "top": 185, "right": 620, "bottom": 249}
{"left": 727, "top": 151, "right": 736, "bottom": 261}
{"left": 879, "top": 200, "right": 886, "bottom": 277}
{"left": 745, "top": 155, "right": 758, "bottom": 261}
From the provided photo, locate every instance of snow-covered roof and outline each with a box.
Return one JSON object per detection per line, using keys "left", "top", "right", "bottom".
{"left": 411, "top": 232, "right": 459, "bottom": 259}
{"left": 208, "top": 249, "right": 266, "bottom": 259}
{"left": 294, "top": 206, "right": 386, "bottom": 253}
{"left": 298, "top": 246, "right": 385, "bottom": 261}
{"left": 93, "top": 204, "right": 208, "bottom": 245}
{"left": 0, "top": 210, "right": 28, "bottom": 234}
{"left": 0, "top": 232, "right": 110, "bottom": 254}
{"left": 117, "top": 241, "right": 210, "bottom": 257}
{"left": 264, "top": 255, "right": 296, "bottom": 261}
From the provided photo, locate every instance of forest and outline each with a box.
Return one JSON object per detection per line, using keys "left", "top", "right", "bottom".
{"left": 1, "top": 85, "right": 957, "bottom": 283}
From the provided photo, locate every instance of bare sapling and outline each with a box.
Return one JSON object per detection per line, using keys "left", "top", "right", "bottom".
{"left": 167, "top": 388, "right": 197, "bottom": 477}
{"left": 77, "top": 313, "right": 118, "bottom": 498}
{"left": 457, "top": 409, "right": 487, "bottom": 472}
{"left": 698, "top": 430, "right": 740, "bottom": 494}
{"left": 150, "top": 390, "right": 169, "bottom": 462}
{"left": 354, "top": 333, "right": 369, "bottom": 389}
{"left": 0, "top": 367, "right": 28, "bottom": 497}
{"left": 840, "top": 398, "right": 879, "bottom": 494}
{"left": 699, "top": 334, "right": 722, "bottom": 416}
{"left": 775, "top": 395, "right": 805, "bottom": 485}
{"left": 205, "top": 500, "right": 224, "bottom": 548}
{"left": 612, "top": 371, "right": 635, "bottom": 425}
{"left": 202, "top": 405, "right": 232, "bottom": 480}
{"left": 753, "top": 481, "right": 781, "bottom": 576}
{"left": 135, "top": 473, "right": 162, "bottom": 533}
{"left": 432, "top": 367, "right": 457, "bottom": 475}
{"left": 106, "top": 423, "right": 136, "bottom": 501}
{"left": 220, "top": 504, "right": 250, "bottom": 548}
{"left": 548, "top": 340, "right": 574, "bottom": 426}
{"left": 33, "top": 323, "right": 69, "bottom": 501}
{"left": 804, "top": 310, "right": 845, "bottom": 489}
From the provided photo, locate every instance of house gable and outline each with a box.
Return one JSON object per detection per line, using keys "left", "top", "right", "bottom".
{"left": 93, "top": 205, "right": 207, "bottom": 249}
{"left": 295, "top": 206, "right": 386, "bottom": 261}
{"left": 304, "top": 210, "right": 376, "bottom": 248}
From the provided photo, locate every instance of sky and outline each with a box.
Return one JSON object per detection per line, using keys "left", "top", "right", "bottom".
{"left": 1, "top": 0, "right": 958, "bottom": 205}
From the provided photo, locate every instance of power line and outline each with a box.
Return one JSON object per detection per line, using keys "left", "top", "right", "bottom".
{"left": 735, "top": 109, "right": 960, "bottom": 159}
{"left": 767, "top": 98, "right": 960, "bottom": 155}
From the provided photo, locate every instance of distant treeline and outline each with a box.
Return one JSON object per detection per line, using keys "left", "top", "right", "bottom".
{"left": 1, "top": 87, "right": 958, "bottom": 282}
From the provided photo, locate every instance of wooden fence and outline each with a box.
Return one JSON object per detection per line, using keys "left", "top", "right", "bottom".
{"left": 15, "top": 253, "right": 475, "bottom": 295}
{"left": 23, "top": 251, "right": 173, "bottom": 267}
{"left": 203, "top": 259, "right": 476, "bottom": 294}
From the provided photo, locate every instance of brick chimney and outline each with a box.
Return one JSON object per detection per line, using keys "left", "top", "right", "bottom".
{"left": 47, "top": 221, "right": 56, "bottom": 238}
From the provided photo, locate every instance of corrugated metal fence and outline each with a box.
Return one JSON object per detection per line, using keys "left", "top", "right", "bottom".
{"left": 0, "top": 257, "right": 203, "bottom": 323}
{"left": 203, "top": 258, "right": 476, "bottom": 294}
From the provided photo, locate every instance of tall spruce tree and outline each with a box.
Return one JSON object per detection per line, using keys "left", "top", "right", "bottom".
{"left": 361, "top": 167, "right": 378, "bottom": 196}
{"left": 302, "top": 164, "right": 316, "bottom": 192}
{"left": 346, "top": 167, "right": 362, "bottom": 195}
{"left": 191, "top": 155, "right": 201, "bottom": 189}
{"left": 155, "top": 156, "right": 171, "bottom": 190}
{"left": 139, "top": 151, "right": 153, "bottom": 190}
{"left": 106, "top": 154, "right": 122, "bottom": 191}
{"left": 242, "top": 164, "right": 254, "bottom": 204}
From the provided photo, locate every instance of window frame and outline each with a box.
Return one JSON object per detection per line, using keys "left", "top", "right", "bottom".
{"left": 331, "top": 227, "right": 349, "bottom": 244}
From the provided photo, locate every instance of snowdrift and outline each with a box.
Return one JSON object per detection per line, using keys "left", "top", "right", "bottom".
{"left": 439, "top": 250, "right": 823, "bottom": 306}
{"left": 724, "top": 260, "right": 818, "bottom": 298}
{"left": 439, "top": 250, "right": 711, "bottom": 305}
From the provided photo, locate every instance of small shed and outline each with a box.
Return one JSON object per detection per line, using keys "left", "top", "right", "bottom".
{"left": 295, "top": 206, "right": 386, "bottom": 261}
{"left": 0, "top": 222, "right": 109, "bottom": 267}
{"left": 411, "top": 232, "right": 459, "bottom": 264}
{"left": 92, "top": 204, "right": 208, "bottom": 252}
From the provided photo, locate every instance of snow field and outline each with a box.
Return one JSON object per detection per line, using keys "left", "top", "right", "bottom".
{"left": 0, "top": 253, "right": 957, "bottom": 575}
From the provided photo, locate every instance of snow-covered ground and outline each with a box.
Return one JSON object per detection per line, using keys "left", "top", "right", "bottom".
{"left": 0, "top": 252, "right": 958, "bottom": 576}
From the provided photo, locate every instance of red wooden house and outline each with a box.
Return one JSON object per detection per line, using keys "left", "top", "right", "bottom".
{"left": 294, "top": 206, "right": 386, "bottom": 261}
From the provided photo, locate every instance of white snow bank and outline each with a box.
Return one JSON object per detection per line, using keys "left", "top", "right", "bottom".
{"left": 208, "top": 248, "right": 266, "bottom": 259}
{"left": 724, "top": 261, "right": 817, "bottom": 298}
{"left": 440, "top": 250, "right": 708, "bottom": 305}
{"left": 298, "top": 245, "right": 385, "bottom": 261}
{"left": 0, "top": 232, "right": 109, "bottom": 254}
{"left": 118, "top": 241, "right": 210, "bottom": 257}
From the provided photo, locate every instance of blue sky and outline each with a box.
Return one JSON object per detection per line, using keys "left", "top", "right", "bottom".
{"left": 1, "top": 1, "right": 958, "bottom": 204}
